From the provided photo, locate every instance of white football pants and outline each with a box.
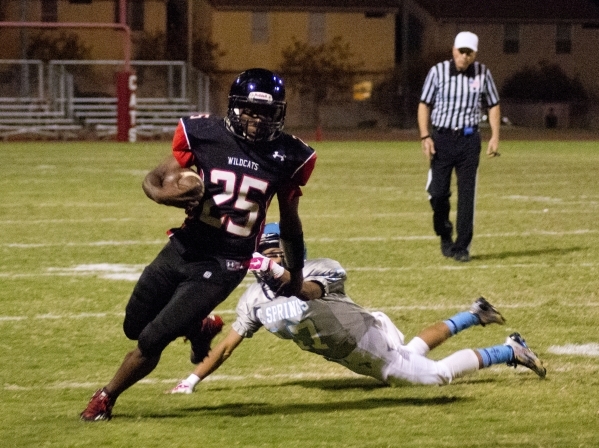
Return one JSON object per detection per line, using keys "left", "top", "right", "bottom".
{"left": 333, "top": 311, "right": 479, "bottom": 386}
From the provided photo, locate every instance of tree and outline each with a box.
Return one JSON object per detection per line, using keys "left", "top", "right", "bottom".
{"left": 134, "top": 31, "right": 224, "bottom": 74}
{"left": 191, "top": 37, "right": 226, "bottom": 75}
{"left": 26, "top": 31, "right": 92, "bottom": 83}
{"left": 26, "top": 31, "right": 91, "bottom": 62}
{"left": 371, "top": 51, "right": 447, "bottom": 128}
{"left": 279, "top": 36, "right": 362, "bottom": 129}
{"left": 501, "top": 61, "right": 588, "bottom": 102}
{"left": 133, "top": 31, "right": 167, "bottom": 61}
{"left": 133, "top": 31, "right": 224, "bottom": 92}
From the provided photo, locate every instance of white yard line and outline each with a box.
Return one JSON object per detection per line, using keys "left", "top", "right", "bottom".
{"left": 1, "top": 229, "right": 598, "bottom": 249}
{"left": 2, "top": 260, "right": 598, "bottom": 280}
{"left": 0, "top": 218, "right": 137, "bottom": 224}
{"left": 3, "top": 348, "right": 597, "bottom": 392}
{"left": 3, "top": 371, "right": 365, "bottom": 391}
{"left": 4, "top": 240, "right": 166, "bottom": 248}
{"left": 547, "top": 343, "right": 599, "bottom": 357}
{"left": 1, "top": 300, "right": 598, "bottom": 323}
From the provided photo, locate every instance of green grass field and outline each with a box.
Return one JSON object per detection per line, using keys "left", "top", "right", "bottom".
{"left": 1, "top": 137, "right": 598, "bottom": 447}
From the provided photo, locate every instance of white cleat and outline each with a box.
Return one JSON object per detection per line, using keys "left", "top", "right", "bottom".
{"left": 470, "top": 297, "right": 506, "bottom": 326}
{"left": 505, "top": 332, "right": 546, "bottom": 378}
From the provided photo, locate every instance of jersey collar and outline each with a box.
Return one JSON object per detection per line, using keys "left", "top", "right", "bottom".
{"left": 450, "top": 60, "right": 476, "bottom": 77}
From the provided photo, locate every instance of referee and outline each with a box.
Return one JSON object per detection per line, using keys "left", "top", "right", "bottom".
{"left": 418, "top": 31, "right": 500, "bottom": 262}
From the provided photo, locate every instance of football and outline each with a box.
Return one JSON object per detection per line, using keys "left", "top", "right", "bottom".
{"left": 177, "top": 169, "right": 204, "bottom": 198}
{"left": 157, "top": 168, "right": 205, "bottom": 208}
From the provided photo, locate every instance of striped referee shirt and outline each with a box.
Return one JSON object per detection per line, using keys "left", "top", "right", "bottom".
{"left": 420, "top": 60, "right": 500, "bottom": 129}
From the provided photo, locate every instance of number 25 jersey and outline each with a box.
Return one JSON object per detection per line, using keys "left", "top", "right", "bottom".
{"left": 170, "top": 115, "right": 316, "bottom": 260}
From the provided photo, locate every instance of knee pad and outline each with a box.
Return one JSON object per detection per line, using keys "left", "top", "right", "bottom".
{"left": 122, "top": 312, "right": 145, "bottom": 340}
{"left": 137, "top": 321, "right": 174, "bottom": 358}
{"left": 122, "top": 283, "right": 160, "bottom": 340}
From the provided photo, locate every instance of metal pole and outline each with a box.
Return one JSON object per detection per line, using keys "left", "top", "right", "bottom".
{"left": 187, "top": 0, "right": 193, "bottom": 95}
{"left": 401, "top": 0, "right": 410, "bottom": 128}
{"left": 204, "top": 74, "right": 210, "bottom": 112}
{"left": 119, "top": 0, "right": 130, "bottom": 72}
{"left": 19, "top": 0, "right": 29, "bottom": 98}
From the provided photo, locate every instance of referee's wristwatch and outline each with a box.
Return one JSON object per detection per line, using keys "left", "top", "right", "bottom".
{"left": 420, "top": 134, "right": 431, "bottom": 140}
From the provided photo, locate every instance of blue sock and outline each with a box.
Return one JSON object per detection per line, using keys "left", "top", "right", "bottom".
{"left": 476, "top": 345, "right": 514, "bottom": 367}
{"left": 443, "top": 311, "right": 480, "bottom": 335}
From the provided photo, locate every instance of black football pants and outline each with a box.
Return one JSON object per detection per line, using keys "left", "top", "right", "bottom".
{"left": 123, "top": 241, "right": 246, "bottom": 357}
{"left": 426, "top": 130, "right": 481, "bottom": 253}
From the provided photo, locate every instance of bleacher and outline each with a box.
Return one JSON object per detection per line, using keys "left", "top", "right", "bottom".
{"left": 0, "top": 97, "right": 200, "bottom": 140}
{"left": 0, "top": 98, "right": 82, "bottom": 140}
{"left": 70, "top": 97, "right": 199, "bottom": 139}
{"left": 0, "top": 59, "right": 210, "bottom": 141}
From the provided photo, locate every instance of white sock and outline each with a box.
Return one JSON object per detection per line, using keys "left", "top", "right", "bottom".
{"left": 405, "top": 336, "right": 430, "bottom": 356}
{"left": 185, "top": 374, "right": 201, "bottom": 388}
{"left": 439, "top": 349, "right": 480, "bottom": 381}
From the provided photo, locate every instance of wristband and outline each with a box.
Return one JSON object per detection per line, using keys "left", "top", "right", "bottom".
{"left": 270, "top": 262, "right": 285, "bottom": 279}
{"left": 420, "top": 135, "right": 430, "bottom": 140}
{"left": 280, "top": 233, "right": 305, "bottom": 271}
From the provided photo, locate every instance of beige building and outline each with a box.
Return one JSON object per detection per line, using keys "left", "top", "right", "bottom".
{"left": 2, "top": 0, "right": 599, "bottom": 128}
{"left": 413, "top": 0, "right": 599, "bottom": 128}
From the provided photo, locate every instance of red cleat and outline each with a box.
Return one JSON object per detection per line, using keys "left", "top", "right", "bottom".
{"left": 80, "top": 388, "right": 115, "bottom": 422}
{"left": 188, "top": 315, "right": 224, "bottom": 364}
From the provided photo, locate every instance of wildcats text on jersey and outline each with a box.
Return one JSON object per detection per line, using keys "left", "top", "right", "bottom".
{"left": 227, "top": 157, "right": 259, "bottom": 171}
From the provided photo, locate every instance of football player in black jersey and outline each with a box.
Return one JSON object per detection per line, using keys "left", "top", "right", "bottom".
{"left": 81, "top": 68, "right": 317, "bottom": 421}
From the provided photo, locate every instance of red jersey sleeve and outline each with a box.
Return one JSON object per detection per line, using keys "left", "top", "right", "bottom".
{"left": 293, "top": 152, "right": 317, "bottom": 186}
{"left": 282, "top": 152, "right": 317, "bottom": 201}
{"left": 171, "top": 121, "right": 195, "bottom": 168}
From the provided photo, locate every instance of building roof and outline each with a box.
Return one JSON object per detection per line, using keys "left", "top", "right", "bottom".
{"left": 207, "top": 0, "right": 599, "bottom": 22}
{"left": 207, "top": 0, "right": 401, "bottom": 13}
{"left": 416, "top": 0, "right": 599, "bottom": 23}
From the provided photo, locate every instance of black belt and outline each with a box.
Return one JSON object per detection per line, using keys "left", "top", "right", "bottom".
{"left": 433, "top": 125, "right": 478, "bottom": 136}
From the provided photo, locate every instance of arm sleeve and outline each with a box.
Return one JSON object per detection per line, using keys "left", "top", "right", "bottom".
{"left": 419, "top": 66, "right": 438, "bottom": 105}
{"left": 281, "top": 152, "right": 317, "bottom": 201}
{"left": 303, "top": 259, "right": 347, "bottom": 296}
{"left": 171, "top": 120, "right": 195, "bottom": 168}
{"left": 292, "top": 152, "right": 317, "bottom": 186}
{"left": 483, "top": 68, "right": 500, "bottom": 108}
{"left": 230, "top": 283, "right": 265, "bottom": 338}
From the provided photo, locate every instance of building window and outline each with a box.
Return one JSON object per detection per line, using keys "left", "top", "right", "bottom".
{"left": 556, "top": 24, "right": 572, "bottom": 54}
{"left": 308, "top": 13, "right": 326, "bottom": 45}
{"left": 252, "top": 12, "right": 269, "bottom": 44}
{"left": 503, "top": 23, "right": 519, "bottom": 54}
{"left": 365, "top": 12, "right": 386, "bottom": 18}
{"left": 41, "top": 0, "right": 58, "bottom": 22}
{"left": 353, "top": 81, "right": 372, "bottom": 101}
{"left": 114, "top": 0, "right": 144, "bottom": 31}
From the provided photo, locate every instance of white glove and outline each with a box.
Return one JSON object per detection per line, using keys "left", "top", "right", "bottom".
{"left": 169, "top": 380, "right": 194, "bottom": 394}
{"left": 249, "top": 252, "right": 285, "bottom": 279}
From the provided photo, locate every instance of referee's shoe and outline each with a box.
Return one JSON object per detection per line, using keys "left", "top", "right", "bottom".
{"left": 441, "top": 237, "right": 454, "bottom": 257}
{"left": 453, "top": 249, "right": 471, "bottom": 262}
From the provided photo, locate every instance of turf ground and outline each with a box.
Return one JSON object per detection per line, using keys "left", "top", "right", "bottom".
{"left": 1, "top": 136, "right": 598, "bottom": 447}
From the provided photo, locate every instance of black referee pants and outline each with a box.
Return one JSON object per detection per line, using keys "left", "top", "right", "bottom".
{"left": 426, "top": 130, "right": 481, "bottom": 253}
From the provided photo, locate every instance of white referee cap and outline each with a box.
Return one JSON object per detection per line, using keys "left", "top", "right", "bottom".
{"left": 454, "top": 31, "right": 478, "bottom": 52}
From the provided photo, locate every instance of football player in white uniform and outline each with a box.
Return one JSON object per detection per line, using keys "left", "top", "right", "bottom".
{"left": 170, "top": 224, "right": 545, "bottom": 393}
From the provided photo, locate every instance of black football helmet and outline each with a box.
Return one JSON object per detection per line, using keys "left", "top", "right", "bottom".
{"left": 258, "top": 222, "right": 282, "bottom": 253}
{"left": 226, "top": 68, "right": 286, "bottom": 142}
{"left": 257, "top": 222, "right": 307, "bottom": 261}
